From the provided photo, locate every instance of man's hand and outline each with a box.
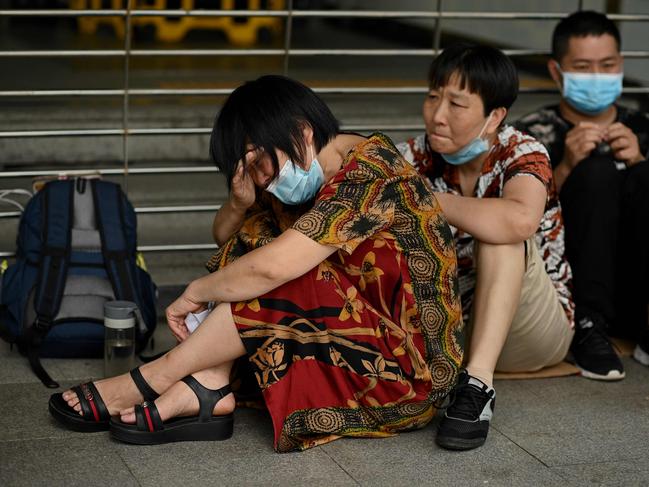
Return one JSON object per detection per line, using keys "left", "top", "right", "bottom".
{"left": 605, "top": 122, "right": 644, "bottom": 166}
{"left": 561, "top": 121, "right": 606, "bottom": 169}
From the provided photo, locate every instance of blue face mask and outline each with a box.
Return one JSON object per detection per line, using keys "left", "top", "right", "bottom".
{"left": 557, "top": 63, "right": 623, "bottom": 115}
{"left": 266, "top": 146, "right": 324, "bottom": 205}
{"left": 440, "top": 114, "right": 493, "bottom": 166}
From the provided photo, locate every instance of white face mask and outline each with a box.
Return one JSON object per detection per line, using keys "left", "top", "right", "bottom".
{"left": 440, "top": 112, "right": 493, "bottom": 166}
{"left": 266, "top": 145, "right": 324, "bottom": 205}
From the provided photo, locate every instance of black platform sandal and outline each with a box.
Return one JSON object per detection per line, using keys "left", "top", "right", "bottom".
{"left": 48, "top": 367, "right": 160, "bottom": 432}
{"left": 109, "top": 376, "right": 234, "bottom": 445}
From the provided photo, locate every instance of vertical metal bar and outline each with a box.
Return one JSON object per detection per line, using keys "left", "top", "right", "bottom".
{"left": 122, "top": 0, "right": 133, "bottom": 193}
{"left": 283, "top": 0, "right": 294, "bottom": 75}
{"left": 606, "top": 0, "right": 622, "bottom": 15}
{"left": 577, "top": 0, "right": 584, "bottom": 10}
{"left": 433, "top": 0, "right": 443, "bottom": 55}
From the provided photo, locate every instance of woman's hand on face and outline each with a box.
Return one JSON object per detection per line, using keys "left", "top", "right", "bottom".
{"left": 165, "top": 292, "right": 205, "bottom": 342}
{"left": 229, "top": 151, "right": 258, "bottom": 212}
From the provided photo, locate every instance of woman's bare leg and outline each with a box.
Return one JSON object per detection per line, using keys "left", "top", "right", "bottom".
{"left": 118, "top": 362, "right": 236, "bottom": 423}
{"left": 465, "top": 241, "right": 525, "bottom": 386}
{"left": 63, "top": 302, "right": 246, "bottom": 415}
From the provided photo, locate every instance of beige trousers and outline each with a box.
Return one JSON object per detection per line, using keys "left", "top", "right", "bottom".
{"left": 471, "top": 238, "right": 574, "bottom": 373}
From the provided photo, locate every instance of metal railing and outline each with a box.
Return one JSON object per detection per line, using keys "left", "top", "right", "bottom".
{"left": 1, "top": 5, "right": 648, "bottom": 257}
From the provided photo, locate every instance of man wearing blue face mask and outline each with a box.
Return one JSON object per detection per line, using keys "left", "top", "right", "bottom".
{"left": 398, "top": 44, "right": 575, "bottom": 450}
{"left": 516, "top": 10, "right": 649, "bottom": 381}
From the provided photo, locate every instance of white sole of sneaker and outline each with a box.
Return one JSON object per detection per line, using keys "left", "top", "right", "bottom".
{"left": 578, "top": 367, "right": 625, "bottom": 381}
{"left": 633, "top": 345, "right": 649, "bottom": 366}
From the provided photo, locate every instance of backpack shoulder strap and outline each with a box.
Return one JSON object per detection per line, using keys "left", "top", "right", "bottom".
{"left": 28, "top": 180, "right": 74, "bottom": 388}
{"left": 91, "top": 180, "right": 138, "bottom": 304}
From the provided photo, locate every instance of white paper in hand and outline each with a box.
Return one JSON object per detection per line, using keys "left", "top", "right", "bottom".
{"left": 185, "top": 308, "right": 211, "bottom": 334}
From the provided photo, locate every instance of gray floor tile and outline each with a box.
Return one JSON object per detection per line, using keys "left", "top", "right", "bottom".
{"left": 2, "top": 341, "right": 648, "bottom": 485}
{"left": 321, "top": 420, "right": 565, "bottom": 487}
{"left": 114, "top": 409, "right": 356, "bottom": 487}
{"left": 551, "top": 459, "right": 649, "bottom": 486}
{"left": 0, "top": 351, "right": 37, "bottom": 385}
{"left": 0, "top": 437, "right": 138, "bottom": 487}
{"left": 0, "top": 382, "right": 105, "bottom": 442}
{"left": 0, "top": 340, "right": 102, "bottom": 385}
{"left": 492, "top": 384, "right": 649, "bottom": 466}
{"left": 495, "top": 358, "right": 649, "bottom": 400}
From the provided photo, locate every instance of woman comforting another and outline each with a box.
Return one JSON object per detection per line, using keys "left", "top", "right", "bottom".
{"left": 49, "top": 75, "right": 463, "bottom": 453}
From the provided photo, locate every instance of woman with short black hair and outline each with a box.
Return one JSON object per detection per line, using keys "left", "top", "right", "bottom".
{"left": 50, "top": 75, "right": 463, "bottom": 453}
{"left": 399, "top": 44, "right": 575, "bottom": 451}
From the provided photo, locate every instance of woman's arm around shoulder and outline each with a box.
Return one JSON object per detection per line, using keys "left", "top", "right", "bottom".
{"left": 435, "top": 175, "right": 547, "bottom": 244}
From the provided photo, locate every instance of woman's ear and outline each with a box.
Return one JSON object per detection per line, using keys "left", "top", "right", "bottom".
{"left": 302, "top": 124, "right": 314, "bottom": 147}
{"left": 486, "top": 107, "right": 507, "bottom": 134}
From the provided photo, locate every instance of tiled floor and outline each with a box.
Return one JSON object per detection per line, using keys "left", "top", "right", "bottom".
{"left": 2, "top": 314, "right": 648, "bottom": 486}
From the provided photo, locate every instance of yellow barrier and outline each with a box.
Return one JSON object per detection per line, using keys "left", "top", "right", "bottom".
{"left": 71, "top": 0, "right": 285, "bottom": 46}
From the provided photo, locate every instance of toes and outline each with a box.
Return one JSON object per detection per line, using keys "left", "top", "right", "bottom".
{"left": 63, "top": 391, "right": 78, "bottom": 405}
{"left": 120, "top": 406, "right": 135, "bottom": 416}
{"left": 120, "top": 411, "right": 136, "bottom": 424}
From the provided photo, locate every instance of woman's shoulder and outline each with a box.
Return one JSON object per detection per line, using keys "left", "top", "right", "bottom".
{"left": 496, "top": 125, "right": 550, "bottom": 162}
{"left": 345, "top": 132, "right": 413, "bottom": 176}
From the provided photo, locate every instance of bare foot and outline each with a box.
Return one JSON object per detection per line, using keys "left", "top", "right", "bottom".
{"left": 61, "top": 365, "right": 168, "bottom": 417}
{"left": 118, "top": 370, "right": 235, "bottom": 424}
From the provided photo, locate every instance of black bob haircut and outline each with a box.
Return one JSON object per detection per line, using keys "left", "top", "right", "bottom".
{"left": 427, "top": 43, "right": 518, "bottom": 116}
{"left": 552, "top": 10, "right": 621, "bottom": 62}
{"left": 210, "top": 75, "right": 339, "bottom": 187}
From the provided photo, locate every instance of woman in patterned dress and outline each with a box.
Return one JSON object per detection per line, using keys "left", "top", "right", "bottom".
{"left": 55, "top": 75, "right": 463, "bottom": 452}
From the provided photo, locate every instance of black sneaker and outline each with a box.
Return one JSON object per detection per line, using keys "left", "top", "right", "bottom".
{"left": 571, "top": 314, "right": 625, "bottom": 381}
{"left": 436, "top": 370, "right": 495, "bottom": 451}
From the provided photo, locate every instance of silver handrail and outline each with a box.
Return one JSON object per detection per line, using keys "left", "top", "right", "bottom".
{"left": 0, "top": 166, "right": 217, "bottom": 178}
{"left": 2, "top": 6, "right": 648, "bottom": 258}
{"left": 0, "top": 204, "right": 222, "bottom": 219}
{"left": 0, "top": 87, "right": 428, "bottom": 97}
{"left": 0, "top": 124, "right": 426, "bottom": 139}
{"left": 0, "top": 86, "right": 648, "bottom": 98}
{"left": 0, "top": 243, "right": 219, "bottom": 258}
{"left": 1, "top": 10, "right": 648, "bottom": 21}
{"left": 2, "top": 48, "right": 648, "bottom": 58}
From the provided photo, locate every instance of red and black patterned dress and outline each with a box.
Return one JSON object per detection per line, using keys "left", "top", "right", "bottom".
{"left": 207, "top": 133, "right": 463, "bottom": 452}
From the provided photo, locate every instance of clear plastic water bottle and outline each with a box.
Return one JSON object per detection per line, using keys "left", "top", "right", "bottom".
{"left": 104, "top": 301, "right": 138, "bottom": 377}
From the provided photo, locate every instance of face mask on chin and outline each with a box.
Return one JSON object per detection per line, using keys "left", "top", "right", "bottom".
{"left": 440, "top": 112, "right": 494, "bottom": 166}
{"left": 555, "top": 62, "right": 623, "bottom": 115}
{"left": 266, "top": 145, "right": 324, "bottom": 205}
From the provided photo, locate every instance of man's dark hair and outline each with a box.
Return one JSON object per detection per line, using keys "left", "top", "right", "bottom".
{"left": 552, "top": 10, "right": 621, "bottom": 61}
{"left": 210, "top": 75, "right": 339, "bottom": 187}
{"left": 427, "top": 43, "right": 518, "bottom": 115}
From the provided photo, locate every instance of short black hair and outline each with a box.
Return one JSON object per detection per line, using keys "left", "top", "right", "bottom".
{"left": 552, "top": 10, "right": 621, "bottom": 61}
{"left": 210, "top": 75, "right": 339, "bottom": 187}
{"left": 427, "top": 43, "right": 518, "bottom": 116}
